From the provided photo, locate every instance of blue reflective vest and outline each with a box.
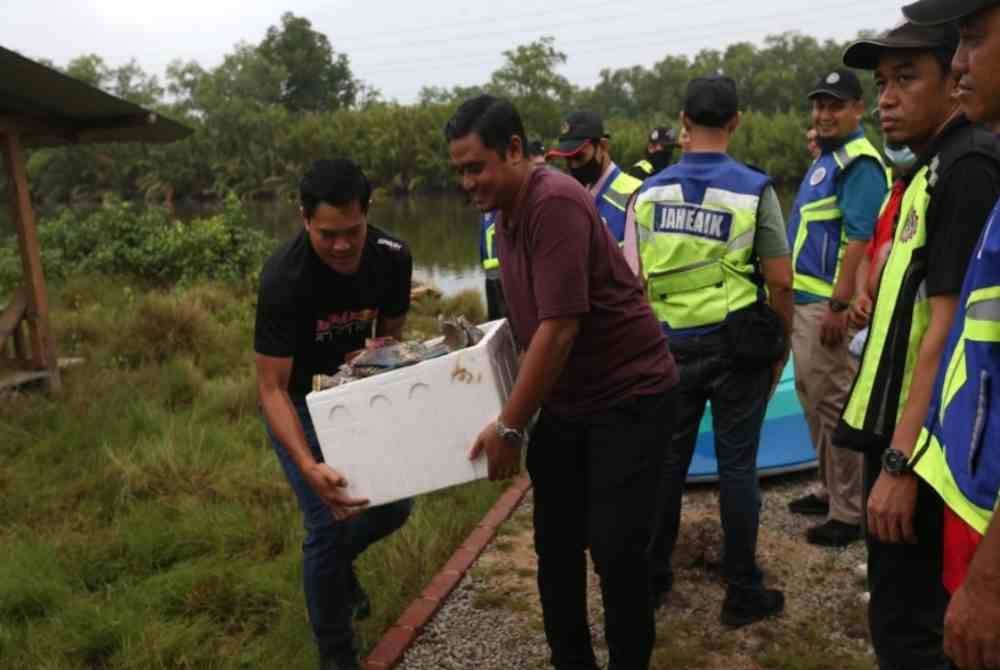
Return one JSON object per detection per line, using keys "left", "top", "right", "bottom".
{"left": 480, "top": 210, "right": 499, "bottom": 275}
{"left": 913, "top": 205, "right": 1000, "bottom": 534}
{"left": 634, "top": 152, "right": 769, "bottom": 332}
{"left": 595, "top": 166, "right": 643, "bottom": 243}
{"left": 787, "top": 131, "right": 886, "bottom": 300}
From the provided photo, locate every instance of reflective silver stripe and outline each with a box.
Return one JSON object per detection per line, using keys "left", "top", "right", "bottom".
{"left": 703, "top": 187, "right": 760, "bottom": 212}
{"left": 969, "top": 370, "right": 989, "bottom": 475}
{"left": 834, "top": 146, "right": 853, "bottom": 169}
{"left": 727, "top": 229, "right": 755, "bottom": 252}
{"left": 802, "top": 198, "right": 841, "bottom": 214}
{"left": 603, "top": 188, "right": 632, "bottom": 211}
{"left": 652, "top": 258, "right": 718, "bottom": 277}
{"left": 636, "top": 184, "right": 682, "bottom": 206}
{"left": 638, "top": 225, "right": 654, "bottom": 244}
{"left": 968, "top": 298, "right": 1000, "bottom": 322}
{"left": 916, "top": 280, "right": 928, "bottom": 303}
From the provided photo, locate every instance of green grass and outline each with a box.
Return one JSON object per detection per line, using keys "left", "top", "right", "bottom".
{"left": 0, "top": 276, "right": 504, "bottom": 669}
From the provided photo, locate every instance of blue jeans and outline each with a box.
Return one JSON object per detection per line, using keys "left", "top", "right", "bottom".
{"left": 265, "top": 398, "right": 412, "bottom": 659}
{"left": 649, "top": 330, "right": 771, "bottom": 588}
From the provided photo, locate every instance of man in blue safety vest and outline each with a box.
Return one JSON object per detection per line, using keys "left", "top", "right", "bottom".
{"left": 624, "top": 75, "right": 794, "bottom": 628}
{"left": 835, "top": 19, "right": 1000, "bottom": 669}
{"left": 785, "top": 68, "right": 889, "bottom": 548}
{"left": 547, "top": 110, "right": 643, "bottom": 244}
{"left": 900, "top": 1, "right": 1000, "bottom": 668}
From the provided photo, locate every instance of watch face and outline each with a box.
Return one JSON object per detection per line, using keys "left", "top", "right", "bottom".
{"left": 882, "top": 449, "right": 906, "bottom": 474}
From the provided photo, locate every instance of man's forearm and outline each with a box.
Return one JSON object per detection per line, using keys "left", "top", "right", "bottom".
{"left": 893, "top": 296, "right": 959, "bottom": 457}
{"left": 259, "top": 386, "right": 317, "bottom": 473}
{"left": 499, "top": 317, "right": 579, "bottom": 430}
{"left": 834, "top": 240, "right": 869, "bottom": 303}
{"left": 966, "top": 514, "right": 1000, "bottom": 594}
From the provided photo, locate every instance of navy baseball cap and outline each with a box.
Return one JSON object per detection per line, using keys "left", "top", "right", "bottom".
{"left": 903, "top": 0, "right": 999, "bottom": 24}
{"left": 808, "top": 68, "right": 864, "bottom": 100}
{"left": 843, "top": 21, "right": 959, "bottom": 70}
{"left": 549, "top": 111, "right": 607, "bottom": 157}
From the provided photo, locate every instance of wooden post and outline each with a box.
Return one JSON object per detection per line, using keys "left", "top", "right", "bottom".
{"left": 2, "top": 131, "right": 61, "bottom": 393}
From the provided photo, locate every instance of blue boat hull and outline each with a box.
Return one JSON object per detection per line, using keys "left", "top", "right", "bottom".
{"left": 686, "top": 356, "right": 817, "bottom": 483}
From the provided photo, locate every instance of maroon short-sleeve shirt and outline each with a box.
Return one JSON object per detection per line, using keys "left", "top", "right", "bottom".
{"left": 495, "top": 167, "right": 678, "bottom": 418}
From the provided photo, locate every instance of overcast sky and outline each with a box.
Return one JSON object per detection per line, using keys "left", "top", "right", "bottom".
{"left": 5, "top": 0, "right": 906, "bottom": 103}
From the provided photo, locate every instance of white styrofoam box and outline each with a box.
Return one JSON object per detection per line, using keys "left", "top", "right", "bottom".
{"left": 305, "top": 318, "right": 519, "bottom": 507}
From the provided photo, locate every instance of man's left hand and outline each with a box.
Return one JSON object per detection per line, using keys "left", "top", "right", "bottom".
{"left": 866, "top": 470, "right": 918, "bottom": 544}
{"left": 820, "top": 305, "right": 849, "bottom": 348}
{"left": 469, "top": 421, "right": 522, "bottom": 481}
{"left": 944, "top": 577, "right": 1000, "bottom": 670}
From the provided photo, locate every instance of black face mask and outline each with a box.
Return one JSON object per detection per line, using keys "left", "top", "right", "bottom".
{"left": 569, "top": 152, "right": 603, "bottom": 186}
{"left": 649, "top": 149, "right": 674, "bottom": 172}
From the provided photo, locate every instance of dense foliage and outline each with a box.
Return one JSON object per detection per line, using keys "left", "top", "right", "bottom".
{"left": 13, "top": 14, "right": 884, "bottom": 203}
{"left": 0, "top": 195, "right": 275, "bottom": 293}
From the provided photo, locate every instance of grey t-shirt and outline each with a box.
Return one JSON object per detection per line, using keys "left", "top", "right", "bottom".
{"left": 754, "top": 185, "right": 790, "bottom": 259}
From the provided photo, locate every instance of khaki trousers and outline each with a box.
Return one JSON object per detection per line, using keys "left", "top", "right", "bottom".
{"left": 791, "top": 302, "right": 863, "bottom": 525}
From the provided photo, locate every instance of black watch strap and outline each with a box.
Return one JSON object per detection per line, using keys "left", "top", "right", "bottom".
{"left": 828, "top": 299, "right": 850, "bottom": 313}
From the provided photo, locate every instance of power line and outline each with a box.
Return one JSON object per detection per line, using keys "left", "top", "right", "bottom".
{"left": 358, "top": 0, "right": 900, "bottom": 78}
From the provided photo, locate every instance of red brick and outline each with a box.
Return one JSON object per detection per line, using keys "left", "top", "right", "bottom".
{"left": 365, "top": 626, "right": 416, "bottom": 668}
{"left": 461, "top": 526, "right": 497, "bottom": 552}
{"left": 396, "top": 597, "right": 441, "bottom": 631}
{"left": 421, "top": 569, "right": 462, "bottom": 601}
{"left": 479, "top": 504, "right": 512, "bottom": 530}
{"left": 443, "top": 546, "right": 480, "bottom": 575}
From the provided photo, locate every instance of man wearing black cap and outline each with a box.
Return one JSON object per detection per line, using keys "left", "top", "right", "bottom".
{"left": 836, "top": 20, "right": 1000, "bottom": 670}
{"left": 626, "top": 126, "right": 679, "bottom": 180}
{"left": 626, "top": 76, "right": 794, "bottom": 627}
{"left": 547, "top": 110, "right": 643, "bottom": 244}
{"left": 899, "top": 3, "right": 1000, "bottom": 669}
{"left": 785, "top": 68, "right": 888, "bottom": 548}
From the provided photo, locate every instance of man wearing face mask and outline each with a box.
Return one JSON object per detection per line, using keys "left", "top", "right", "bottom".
{"left": 627, "top": 126, "right": 679, "bottom": 180}
{"left": 836, "top": 21, "right": 1000, "bottom": 669}
{"left": 547, "top": 110, "right": 643, "bottom": 243}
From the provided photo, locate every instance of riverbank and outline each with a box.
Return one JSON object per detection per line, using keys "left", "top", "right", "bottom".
{"left": 0, "top": 276, "right": 504, "bottom": 669}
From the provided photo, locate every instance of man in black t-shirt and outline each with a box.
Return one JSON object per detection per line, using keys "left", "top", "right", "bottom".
{"left": 254, "top": 159, "right": 412, "bottom": 670}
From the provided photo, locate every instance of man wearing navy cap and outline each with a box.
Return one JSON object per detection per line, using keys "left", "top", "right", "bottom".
{"left": 785, "top": 67, "right": 889, "bottom": 548}
{"left": 899, "top": 2, "right": 1000, "bottom": 668}
{"left": 836, "top": 19, "right": 1000, "bottom": 670}
{"left": 547, "top": 110, "right": 643, "bottom": 244}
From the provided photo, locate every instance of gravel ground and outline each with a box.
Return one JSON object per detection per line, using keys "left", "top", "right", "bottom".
{"left": 398, "top": 470, "right": 877, "bottom": 670}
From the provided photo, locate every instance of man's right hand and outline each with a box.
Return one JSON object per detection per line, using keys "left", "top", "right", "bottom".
{"left": 849, "top": 293, "right": 872, "bottom": 329}
{"left": 303, "top": 463, "right": 370, "bottom": 520}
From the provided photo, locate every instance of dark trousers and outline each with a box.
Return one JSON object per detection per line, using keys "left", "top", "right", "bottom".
{"left": 485, "top": 276, "right": 507, "bottom": 321}
{"left": 864, "top": 451, "right": 950, "bottom": 670}
{"left": 649, "top": 332, "right": 772, "bottom": 589}
{"left": 527, "top": 390, "right": 676, "bottom": 670}
{"left": 265, "top": 399, "right": 412, "bottom": 660}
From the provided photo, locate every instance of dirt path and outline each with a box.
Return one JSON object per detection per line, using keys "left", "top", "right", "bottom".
{"left": 399, "top": 472, "right": 876, "bottom": 670}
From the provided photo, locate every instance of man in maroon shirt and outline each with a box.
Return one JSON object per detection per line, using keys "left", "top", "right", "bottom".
{"left": 446, "top": 94, "right": 678, "bottom": 670}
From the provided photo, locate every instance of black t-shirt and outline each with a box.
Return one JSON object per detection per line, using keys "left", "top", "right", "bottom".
{"left": 254, "top": 225, "right": 412, "bottom": 396}
{"left": 925, "top": 153, "right": 1000, "bottom": 297}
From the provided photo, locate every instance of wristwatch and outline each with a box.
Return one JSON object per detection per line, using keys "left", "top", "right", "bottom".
{"left": 881, "top": 448, "right": 913, "bottom": 476}
{"left": 495, "top": 419, "right": 526, "bottom": 447}
{"left": 828, "top": 298, "right": 850, "bottom": 313}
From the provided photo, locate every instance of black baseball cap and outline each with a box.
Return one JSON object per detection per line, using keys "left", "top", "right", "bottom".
{"left": 683, "top": 76, "right": 739, "bottom": 128}
{"left": 549, "top": 111, "right": 606, "bottom": 157}
{"left": 648, "top": 126, "right": 678, "bottom": 145}
{"left": 843, "top": 21, "right": 959, "bottom": 70}
{"left": 808, "top": 68, "right": 864, "bottom": 101}
{"left": 903, "top": 0, "right": 999, "bottom": 24}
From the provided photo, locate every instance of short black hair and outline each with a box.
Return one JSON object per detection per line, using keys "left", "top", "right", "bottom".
{"left": 299, "top": 158, "right": 371, "bottom": 220}
{"left": 929, "top": 45, "right": 957, "bottom": 75}
{"left": 444, "top": 94, "right": 526, "bottom": 157}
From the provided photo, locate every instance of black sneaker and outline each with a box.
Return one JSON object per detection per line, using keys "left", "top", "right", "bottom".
{"left": 720, "top": 585, "right": 785, "bottom": 628}
{"left": 787, "top": 493, "right": 829, "bottom": 516}
{"left": 348, "top": 566, "right": 371, "bottom": 621}
{"left": 806, "top": 519, "right": 862, "bottom": 547}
